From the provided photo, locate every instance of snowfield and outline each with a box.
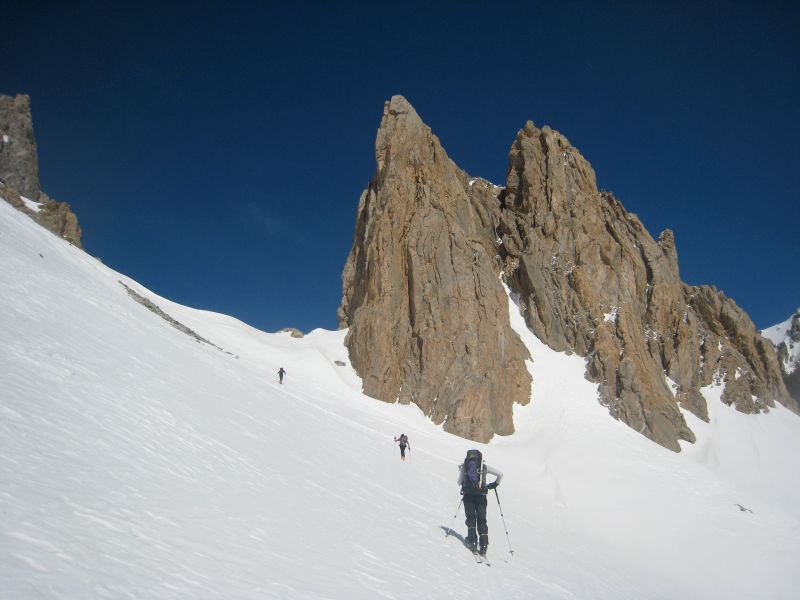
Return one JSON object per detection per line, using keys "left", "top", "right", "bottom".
{"left": 2, "top": 198, "right": 799, "bottom": 599}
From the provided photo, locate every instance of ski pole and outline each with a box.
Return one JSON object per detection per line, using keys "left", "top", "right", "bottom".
{"left": 445, "top": 498, "right": 464, "bottom": 537}
{"left": 494, "top": 488, "right": 514, "bottom": 555}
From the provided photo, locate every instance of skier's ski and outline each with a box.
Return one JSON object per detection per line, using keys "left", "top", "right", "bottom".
{"left": 471, "top": 550, "right": 491, "bottom": 566}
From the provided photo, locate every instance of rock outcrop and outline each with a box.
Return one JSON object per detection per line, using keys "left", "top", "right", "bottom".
{"left": 340, "top": 96, "right": 796, "bottom": 450}
{"left": 279, "top": 328, "right": 305, "bottom": 338}
{"left": 338, "top": 96, "right": 532, "bottom": 442}
{"left": 0, "top": 94, "right": 82, "bottom": 247}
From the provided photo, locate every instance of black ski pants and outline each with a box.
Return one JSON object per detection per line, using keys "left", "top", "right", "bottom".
{"left": 399, "top": 444, "right": 407, "bottom": 458}
{"left": 463, "top": 493, "right": 488, "bottom": 548}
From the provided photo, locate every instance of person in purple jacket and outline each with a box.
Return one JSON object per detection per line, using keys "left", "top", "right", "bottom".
{"left": 458, "top": 449, "right": 502, "bottom": 556}
{"left": 394, "top": 434, "right": 410, "bottom": 460}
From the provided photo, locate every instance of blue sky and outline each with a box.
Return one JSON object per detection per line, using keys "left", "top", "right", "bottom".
{"left": 3, "top": 1, "right": 798, "bottom": 332}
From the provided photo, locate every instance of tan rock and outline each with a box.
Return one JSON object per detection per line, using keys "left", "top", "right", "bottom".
{"left": 339, "top": 96, "right": 531, "bottom": 442}
{"left": 340, "top": 97, "right": 796, "bottom": 450}
{"left": 0, "top": 94, "right": 40, "bottom": 199}
{"left": 33, "top": 191, "right": 82, "bottom": 247}
{"left": 0, "top": 94, "right": 82, "bottom": 248}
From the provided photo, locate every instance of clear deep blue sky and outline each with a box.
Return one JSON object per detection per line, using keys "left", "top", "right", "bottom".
{"left": 3, "top": 1, "right": 798, "bottom": 332}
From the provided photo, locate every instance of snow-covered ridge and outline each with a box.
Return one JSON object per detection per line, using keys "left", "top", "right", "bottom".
{"left": 761, "top": 309, "right": 800, "bottom": 374}
{"left": 2, "top": 199, "right": 800, "bottom": 599}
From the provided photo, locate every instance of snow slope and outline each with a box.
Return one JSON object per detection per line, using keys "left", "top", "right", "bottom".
{"left": 2, "top": 198, "right": 800, "bottom": 599}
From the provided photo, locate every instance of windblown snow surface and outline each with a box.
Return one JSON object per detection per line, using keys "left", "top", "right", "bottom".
{"left": 2, "top": 198, "right": 799, "bottom": 599}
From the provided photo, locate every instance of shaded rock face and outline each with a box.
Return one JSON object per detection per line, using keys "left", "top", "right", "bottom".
{"left": 339, "top": 96, "right": 532, "bottom": 442}
{"left": 341, "top": 96, "right": 796, "bottom": 450}
{"left": 0, "top": 94, "right": 82, "bottom": 247}
{"left": 786, "top": 370, "right": 800, "bottom": 405}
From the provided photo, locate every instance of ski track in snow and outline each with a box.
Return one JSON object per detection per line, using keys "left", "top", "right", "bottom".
{"left": 2, "top": 199, "right": 800, "bottom": 599}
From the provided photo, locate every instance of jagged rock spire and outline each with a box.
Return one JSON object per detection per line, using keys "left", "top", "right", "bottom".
{"left": 339, "top": 95, "right": 532, "bottom": 442}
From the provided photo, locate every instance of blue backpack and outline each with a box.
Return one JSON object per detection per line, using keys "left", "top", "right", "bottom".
{"left": 461, "top": 449, "right": 486, "bottom": 493}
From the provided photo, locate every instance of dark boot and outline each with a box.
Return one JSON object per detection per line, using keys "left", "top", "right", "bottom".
{"left": 479, "top": 534, "right": 488, "bottom": 556}
{"left": 467, "top": 527, "right": 478, "bottom": 552}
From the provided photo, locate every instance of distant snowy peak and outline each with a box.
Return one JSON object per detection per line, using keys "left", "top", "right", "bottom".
{"left": 467, "top": 176, "right": 504, "bottom": 190}
{"left": 762, "top": 309, "right": 800, "bottom": 376}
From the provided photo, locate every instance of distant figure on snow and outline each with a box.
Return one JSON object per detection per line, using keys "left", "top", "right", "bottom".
{"left": 278, "top": 367, "right": 286, "bottom": 384}
{"left": 394, "top": 433, "right": 410, "bottom": 460}
{"left": 458, "top": 449, "right": 502, "bottom": 557}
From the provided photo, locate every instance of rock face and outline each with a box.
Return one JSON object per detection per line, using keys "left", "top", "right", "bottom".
{"left": 0, "top": 94, "right": 82, "bottom": 247}
{"left": 338, "top": 96, "right": 532, "bottom": 442}
{"left": 787, "top": 368, "right": 800, "bottom": 405}
{"left": 340, "top": 96, "right": 796, "bottom": 450}
{"left": 0, "top": 94, "right": 40, "bottom": 199}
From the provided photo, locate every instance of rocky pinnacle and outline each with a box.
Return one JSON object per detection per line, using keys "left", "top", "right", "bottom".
{"left": 339, "top": 96, "right": 532, "bottom": 442}
{"left": 0, "top": 94, "right": 82, "bottom": 247}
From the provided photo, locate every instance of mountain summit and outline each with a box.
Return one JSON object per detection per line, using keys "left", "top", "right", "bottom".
{"left": 340, "top": 96, "right": 795, "bottom": 451}
{"left": 762, "top": 309, "right": 800, "bottom": 404}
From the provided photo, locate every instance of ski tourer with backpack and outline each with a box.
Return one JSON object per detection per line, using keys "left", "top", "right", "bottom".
{"left": 394, "top": 434, "right": 410, "bottom": 460}
{"left": 457, "top": 449, "right": 502, "bottom": 560}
